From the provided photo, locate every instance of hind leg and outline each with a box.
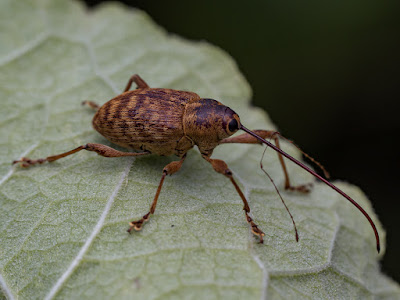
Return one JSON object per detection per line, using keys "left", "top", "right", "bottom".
{"left": 13, "top": 143, "right": 150, "bottom": 167}
{"left": 82, "top": 100, "right": 100, "bottom": 111}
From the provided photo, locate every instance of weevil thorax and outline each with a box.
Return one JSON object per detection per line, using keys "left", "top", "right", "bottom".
{"left": 183, "top": 98, "right": 241, "bottom": 156}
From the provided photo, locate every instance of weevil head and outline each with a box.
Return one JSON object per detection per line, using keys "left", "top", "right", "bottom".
{"left": 183, "top": 98, "right": 241, "bottom": 155}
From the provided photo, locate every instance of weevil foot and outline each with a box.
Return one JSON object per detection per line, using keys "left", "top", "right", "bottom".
{"left": 246, "top": 214, "right": 265, "bottom": 244}
{"left": 286, "top": 182, "right": 313, "bottom": 193}
{"left": 128, "top": 212, "right": 151, "bottom": 233}
{"left": 12, "top": 157, "right": 46, "bottom": 168}
{"left": 127, "top": 221, "right": 143, "bottom": 233}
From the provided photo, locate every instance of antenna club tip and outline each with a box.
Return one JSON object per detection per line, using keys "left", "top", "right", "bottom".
{"left": 377, "top": 244, "right": 380, "bottom": 253}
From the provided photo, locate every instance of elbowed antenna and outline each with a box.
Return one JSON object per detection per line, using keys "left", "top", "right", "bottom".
{"left": 240, "top": 125, "right": 380, "bottom": 253}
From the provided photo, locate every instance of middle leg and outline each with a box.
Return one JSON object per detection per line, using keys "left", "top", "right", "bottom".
{"left": 202, "top": 155, "right": 265, "bottom": 243}
{"left": 124, "top": 74, "right": 149, "bottom": 92}
{"left": 128, "top": 154, "right": 187, "bottom": 233}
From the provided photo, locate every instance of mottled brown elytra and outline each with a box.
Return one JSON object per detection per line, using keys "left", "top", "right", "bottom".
{"left": 13, "top": 74, "right": 380, "bottom": 252}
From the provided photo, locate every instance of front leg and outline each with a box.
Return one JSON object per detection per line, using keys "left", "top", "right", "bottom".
{"left": 220, "top": 130, "right": 313, "bottom": 193}
{"left": 202, "top": 155, "right": 265, "bottom": 243}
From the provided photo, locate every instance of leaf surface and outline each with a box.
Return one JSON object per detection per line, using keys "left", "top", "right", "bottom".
{"left": 0, "top": 1, "right": 398, "bottom": 299}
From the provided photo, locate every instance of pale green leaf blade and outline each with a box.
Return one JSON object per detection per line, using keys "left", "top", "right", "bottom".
{"left": 0, "top": 1, "right": 398, "bottom": 299}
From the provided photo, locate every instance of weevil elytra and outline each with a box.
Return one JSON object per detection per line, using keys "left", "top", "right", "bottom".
{"left": 13, "top": 74, "right": 380, "bottom": 252}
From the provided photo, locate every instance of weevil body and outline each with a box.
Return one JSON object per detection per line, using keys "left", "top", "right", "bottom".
{"left": 93, "top": 88, "right": 240, "bottom": 158}
{"left": 13, "top": 74, "right": 380, "bottom": 252}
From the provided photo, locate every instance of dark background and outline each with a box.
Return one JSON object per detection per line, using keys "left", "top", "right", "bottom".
{"left": 84, "top": 0, "right": 400, "bottom": 281}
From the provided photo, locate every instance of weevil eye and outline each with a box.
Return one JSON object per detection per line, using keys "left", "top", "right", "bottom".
{"left": 227, "top": 118, "right": 239, "bottom": 134}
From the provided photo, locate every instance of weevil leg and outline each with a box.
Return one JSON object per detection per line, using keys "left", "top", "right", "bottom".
{"left": 12, "top": 143, "right": 150, "bottom": 167}
{"left": 220, "top": 130, "right": 312, "bottom": 193}
{"left": 202, "top": 155, "right": 265, "bottom": 243}
{"left": 124, "top": 74, "right": 149, "bottom": 92}
{"left": 128, "top": 154, "right": 187, "bottom": 233}
{"left": 82, "top": 100, "right": 100, "bottom": 111}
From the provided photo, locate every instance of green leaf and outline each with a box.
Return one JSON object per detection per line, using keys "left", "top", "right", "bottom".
{"left": 0, "top": 0, "right": 398, "bottom": 299}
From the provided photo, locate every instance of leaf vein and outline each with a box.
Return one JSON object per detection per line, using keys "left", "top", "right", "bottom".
{"left": 0, "top": 272, "right": 15, "bottom": 300}
{"left": 44, "top": 160, "right": 133, "bottom": 300}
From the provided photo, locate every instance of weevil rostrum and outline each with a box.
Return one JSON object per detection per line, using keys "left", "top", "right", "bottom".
{"left": 13, "top": 74, "right": 380, "bottom": 252}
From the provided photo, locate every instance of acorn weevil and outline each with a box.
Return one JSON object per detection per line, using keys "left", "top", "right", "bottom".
{"left": 13, "top": 74, "right": 380, "bottom": 252}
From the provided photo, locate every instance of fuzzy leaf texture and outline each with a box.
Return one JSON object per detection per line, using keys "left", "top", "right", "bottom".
{"left": 0, "top": 1, "right": 398, "bottom": 299}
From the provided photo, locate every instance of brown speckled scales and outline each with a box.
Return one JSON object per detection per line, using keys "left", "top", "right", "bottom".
{"left": 93, "top": 88, "right": 200, "bottom": 156}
